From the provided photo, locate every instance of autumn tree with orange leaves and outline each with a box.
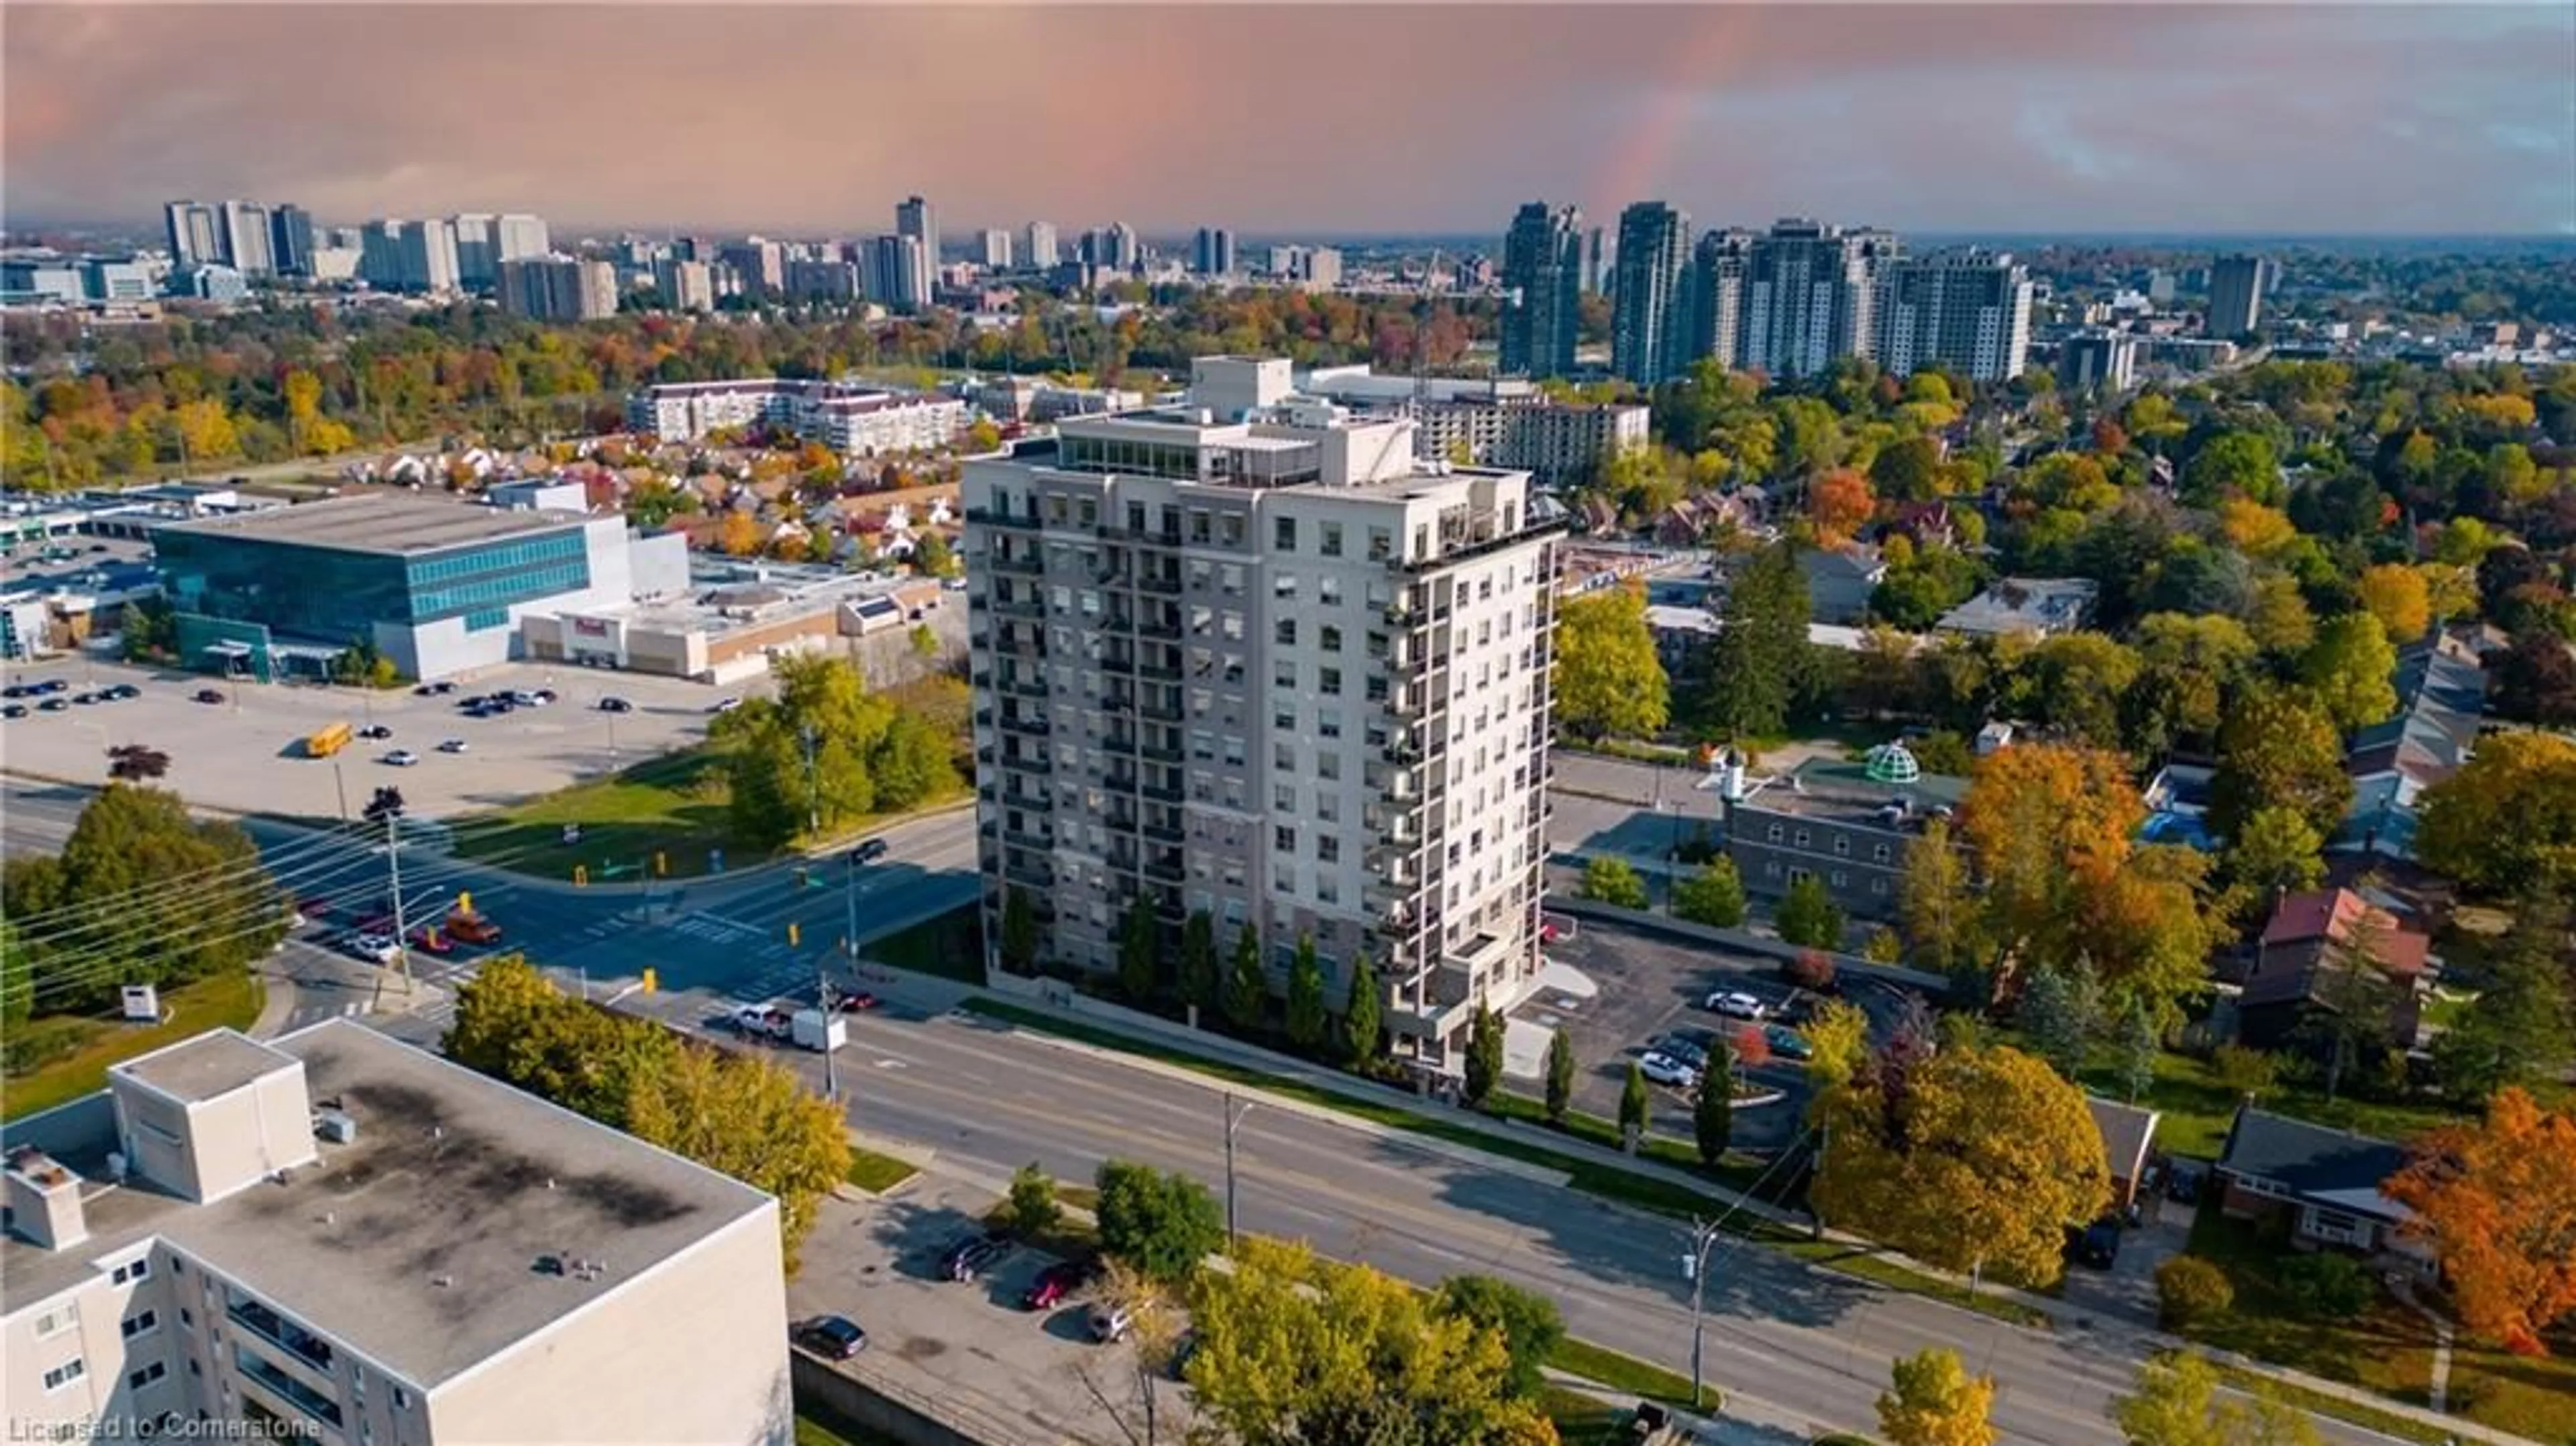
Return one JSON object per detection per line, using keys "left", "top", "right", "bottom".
{"left": 1809, "top": 468, "right": 1876, "bottom": 547}
{"left": 2389, "top": 1088, "right": 2576, "bottom": 1357}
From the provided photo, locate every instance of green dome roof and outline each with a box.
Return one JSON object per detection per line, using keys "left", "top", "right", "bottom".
{"left": 1864, "top": 741, "right": 1921, "bottom": 785}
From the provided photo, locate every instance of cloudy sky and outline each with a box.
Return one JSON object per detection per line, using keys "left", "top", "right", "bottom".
{"left": 7, "top": 3, "right": 2572, "bottom": 238}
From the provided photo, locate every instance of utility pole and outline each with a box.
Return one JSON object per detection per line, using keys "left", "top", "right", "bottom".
{"left": 801, "top": 724, "right": 821, "bottom": 837}
{"left": 816, "top": 961, "right": 839, "bottom": 1102}
{"left": 1222, "top": 1093, "right": 1254, "bottom": 1247}
{"left": 366, "top": 787, "right": 413, "bottom": 998}
{"left": 843, "top": 850, "right": 861, "bottom": 969}
{"left": 1682, "top": 1217, "right": 1724, "bottom": 1410}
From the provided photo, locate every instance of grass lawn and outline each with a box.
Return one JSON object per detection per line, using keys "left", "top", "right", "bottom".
{"left": 2440, "top": 1336, "right": 2576, "bottom": 1444}
{"left": 792, "top": 1404, "right": 903, "bottom": 1446}
{"left": 3, "top": 972, "right": 266, "bottom": 1122}
{"left": 863, "top": 905, "right": 986, "bottom": 985}
{"left": 1548, "top": 1336, "right": 1711, "bottom": 1410}
{"left": 1538, "top": 1385, "right": 1627, "bottom": 1445}
{"left": 450, "top": 747, "right": 739, "bottom": 881}
{"left": 842, "top": 1146, "right": 920, "bottom": 1194}
{"left": 958, "top": 997, "right": 2053, "bottom": 1331}
{"left": 2064, "top": 1045, "right": 2471, "bottom": 1161}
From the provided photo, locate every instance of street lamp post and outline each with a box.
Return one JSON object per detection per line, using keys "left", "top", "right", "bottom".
{"left": 843, "top": 852, "right": 861, "bottom": 971}
{"left": 1223, "top": 1093, "right": 1255, "bottom": 1246}
{"left": 332, "top": 761, "right": 350, "bottom": 823}
{"left": 816, "top": 963, "right": 840, "bottom": 1102}
{"left": 1682, "top": 1217, "right": 1725, "bottom": 1410}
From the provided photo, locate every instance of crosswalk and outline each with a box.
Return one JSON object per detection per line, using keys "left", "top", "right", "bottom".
{"left": 664, "top": 911, "right": 772, "bottom": 945}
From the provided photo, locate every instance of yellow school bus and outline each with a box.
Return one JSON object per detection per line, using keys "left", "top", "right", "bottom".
{"left": 306, "top": 720, "right": 354, "bottom": 758}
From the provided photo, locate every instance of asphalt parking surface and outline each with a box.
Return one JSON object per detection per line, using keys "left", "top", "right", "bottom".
{"left": 0, "top": 652, "right": 756, "bottom": 821}
{"left": 1519, "top": 918, "right": 1823, "bottom": 1152}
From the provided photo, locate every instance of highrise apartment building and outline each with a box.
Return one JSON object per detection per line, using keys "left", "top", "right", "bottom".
{"left": 164, "top": 203, "right": 221, "bottom": 268}
{"left": 496, "top": 256, "right": 619, "bottom": 322}
{"left": 1193, "top": 227, "right": 1236, "bottom": 277}
{"left": 0, "top": 1023, "right": 789, "bottom": 1446}
{"left": 961, "top": 356, "right": 1564, "bottom": 1067}
{"left": 718, "top": 239, "right": 786, "bottom": 300}
{"left": 653, "top": 257, "right": 716, "bottom": 313}
{"left": 492, "top": 214, "right": 551, "bottom": 266}
{"left": 896, "top": 195, "right": 940, "bottom": 269}
{"left": 266, "top": 206, "right": 315, "bottom": 278}
{"left": 2059, "top": 331, "right": 2139, "bottom": 393}
{"left": 217, "top": 202, "right": 272, "bottom": 276}
{"left": 1025, "top": 222, "right": 1060, "bottom": 270}
{"left": 1687, "top": 229, "right": 1755, "bottom": 370}
{"left": 1582, "top": 227, "right": 1607, "bottom": 296}
{"left": 358, "top": 220, "right": 461, "bottom": 293}
{"left": 1499, "top": 203, "right": 1582, "bottom": 380}
{"left": 977, "top": 228, "right": 1015, "bottom": 269}
{"left": 2206, "top": 254, "right": 2269, "bottom": 340}
{"left": 1610, "top": 203, "right": 1693, "bottom": 387}
{"left": 866, "top": 234, "right": 928, "bottom": 313}
{"left": 1874, "top": 249, "right": 2033, "bottom": 382}
{"left": 1735, "top": 218, "right": 1898, "bottom": 381}
{"left": 451, "top": 214, "right": 498, "bottom": 289}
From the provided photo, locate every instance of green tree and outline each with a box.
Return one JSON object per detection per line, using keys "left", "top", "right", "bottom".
{"left": 1342, "top": 952, "right": 1383, "bottom": 1068}
{"left": 913, "top": 530, "right": 958, "bottom": 577}
{"left": 1118, "top": 895, "right": 1159, "bottom": 1003}
{"left": 1877, "top": 1347, "right": 1998, "bottom": 1446}
{"left": 2306, "top": 911, "right": 2400, "bottom": 1102}
{"left": 2116, "top": 999, "right": 2161, "bottom": 1104}
{"left": 1552, "top": 583, "right": 1670, "bottom": 739}
{"left": 2114, "top": 1351, "right": 2320, "bottom": 1446}
{"left": 1432, "top": 1275, "right": 1566, "bottom": 1401}
{"left": 1699, "top": 541, "right": 1811, "bottom": 738}
{"left": 2225, "top": 806, "right": 2327, "bottom": 896}
{"left": 712, "top": 653, "right": 951, "bottom": 847}
{"left": 1187, "top": 1237, "right": 1554, "bottom": 1446}
{"left": 2208, "top": 1043, "right": 2279, "bottom": 1103}
{"left": 2153, "top": 1256, "right": 2235, "bottom": 1332}
{"left": 1580, "top": 854, "right": 1650, "bottom": 909}
{"left": 1180, "top": 909, "right": 1220, "bottom": 1017}
{"left": 624, "top": 1027, "right": 852, "bottom": 1275}
{"left": 2431, "top": 903, "right": 2574, "bottom": 1103}
{"left": 1094, "top": 1160, "right": 1224, "bottom": 1286}
{"left": 1898, "top": 818, "right": 1979, "bottom": 975}
{"left": 1285, "top": 934, "right": 1327, "bottom": 1054}
{"left": 2021, "top": 962, "right": 2102, "bottom": 1080}
{"left": 1544, "top": 1027, "right": 1576, "bottom": 1123}
{"left": 1000, "top": 887, "right": 1040, "bottom": 975}
{"left": 2209, "top": 689, "right": 2352, "bottom": 844}
{"left": 2180, "top": 431, "right": 2282, "bottom": 507}
{"left": 1464, "top": 1005, "right": 1505, "bottom": 1107}
{"left": 2296, "top": 612, "right": 2401, "bottom": 734}
{"left": 1807, "top": 1000, "right": 1874, "bottom": 1091}
{"left": 1619, "top": 1062, "right": 1651, "bottom": 1142}
{"left": 1814, "top": 1042, "right": 2110, "bottom": 1288}
{"left": 2416, "top": 732, "right": 2576, "bottom": 898}
{"left": 1224, "top": 923, "right": 1267, "bottom": 1032}
{"left": 1006, "top": 1162, "right": 1061, "bottom": 1238}
{"left": 1695, "top": 1052, "right": 1734, "bottom": 1165}
{"left": 1775, "top": 873, "right": 1845, "bottom": 950}
{"left": 1673, "top": 857, "right": 1748, "bottom": 928}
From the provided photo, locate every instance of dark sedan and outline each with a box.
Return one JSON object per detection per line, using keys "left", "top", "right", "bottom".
{"left": 794, "top": 1315, "right": 867, "bottom": 1360}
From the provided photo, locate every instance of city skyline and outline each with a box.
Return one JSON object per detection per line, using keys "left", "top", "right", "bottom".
{"left": 7, "top": 5, "right": 2572, "bottom": 238}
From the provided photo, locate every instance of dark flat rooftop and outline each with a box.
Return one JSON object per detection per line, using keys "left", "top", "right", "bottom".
{"left": 0, "top": 1022, "right": 773, "bottom": 1386}
{"left": 157, "top": 492, "right": 592, "bottom": 557}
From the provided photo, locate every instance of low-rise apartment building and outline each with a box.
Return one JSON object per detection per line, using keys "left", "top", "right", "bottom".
{"left": 626, "top": 379, "right": 967, "bottom": 454}
{"left": 2, "top": 1023, "right": 790, "bottom": 1446}
{"left": 1295, "top": 366, "right": 1648, "bottom": 486}
{"left": 1719, "top": 744, "right": 1968, "bottom": 920}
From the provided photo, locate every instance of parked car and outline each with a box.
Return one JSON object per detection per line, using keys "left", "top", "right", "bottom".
{"left": 195, "top": 688, "right": 227, "bottom": 704}
{"left": 1639, "top": 1051, "right": 1700, "bottom": 1089}
{"left": 107, "top": 684, "right": 140, "bottom": 700}
{"left": 943, "top": 1232, "right": 1012, "bottom": 1284}
{"left": 2068, "top": 1219, "right": 2122, "bottom": 1270}
{"left": 729, "top": 1004, "right": 794, "bottom": 1040}
{"left": 34, "top": 680, "right": 66, "bottom": 694}
{"left": 1654, "top": 1036, "right": 1711, "bottom": 1072}
{"left": 407, "top": 926, "right": 454, "bottom": 956}
{"left": 358, "top": 724, "right": 392, "bottom": 740}
{"left": 37, "top": 698, "right": 69, "bottom": 712}
{"left": 382, "top": 749, "right": 420, "bottom": 767}
{"left": 415, "top": 681, "right": 457, "bottom": 696}
{"left": 532, "top": 688, "right": 558, "bottom": 704}
{"left": 1089, "top": 1304, "right": 1134, "bottom": 1343}
{"left": 598, "top": 696, "right": 633, "bottom": 713}
{"left": 1024, "top": 1256, "right": 1097, "bottom": 1310}
{"left": 837, "top": 991, "right": 880, "bottom": 1014}
{"left": 794, "top": 1315, "right": 867, "bottom": 1360}
{"left": 1, "top": 704, "right": 25, "bottom": 720}
{"left": 1763, "top": 1024, "right": 1813, "bottom": 1060}
{"left": 437, "top": 738, "right": 468, "bottom": 754}
{"left": 849, "top": 837, "right": 890, "bottom": 865}
{"left": 1705, "top": 991, "right": 1770, "bottom": 1021}
{"left": 73, "top": 691, "right": 101, "bottom": 705}
{"left": 708, "top": 696, "right": 743, "bottom": 715}
{"left": 345, "top": 932, "right": 400, "bottom": 965}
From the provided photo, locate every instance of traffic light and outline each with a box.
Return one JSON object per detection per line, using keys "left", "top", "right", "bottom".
{"left": 456, "top": 891, "right": 472, "bottom": 915}
{"left": 641, "top": 968, "right": 657, "bottom": 995}
{"left": 363, "top": 787, "right": 407, "bottom": 824}
{"left": 655, "top": 851, "right": 668, "bottom": 877}
{"left": 573, "top": 865, "right": 589, "bottom": 887}
{"left": 788, "top": 922, "right": 801, "bottom": 948}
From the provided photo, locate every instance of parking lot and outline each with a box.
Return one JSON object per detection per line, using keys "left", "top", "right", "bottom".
{"left": 1513, "top": 917, "right": 1931, "bottom": 1155}
{"left": 0, "top": 649, "right": 761, "bottom": 821}
{"left": 791, "top": 1178, "right": 1190, "bottom": 1445}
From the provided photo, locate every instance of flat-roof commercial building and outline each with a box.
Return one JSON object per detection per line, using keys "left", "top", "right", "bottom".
{"left": 153, "top": 492, "right": 689, "bottom": 682}
{"left": 963, "top": 355, "right": 1566, "bottom": 1070}
{"left": 1, "top": 1023, "right": 789, "bottom": 1446}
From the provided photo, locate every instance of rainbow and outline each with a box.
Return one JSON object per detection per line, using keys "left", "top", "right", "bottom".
{"left": 1589, "top": 7, "right": 1762, "bottom": 218}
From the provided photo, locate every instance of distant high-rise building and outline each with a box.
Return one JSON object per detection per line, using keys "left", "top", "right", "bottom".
{"left": 492, "top": 214, "right": 550, "bottom": 263}
{"left": 787, "top": 257, "right": 861, "bottom": 302}
{"left": 896, "top": 195, "right": 939, "bottom": 267}
{"left": 164, "top": 201, "right": 220, "bottom": 268}
{"left": 1109, "top": 223, "right": 1140, "bottom": 271}
{"left": 1876, "top": 250, "right": 2033, "bottom": 382}
{"left": 398, "top": 219, "right": 461, "bottom": 292}
{"left": 1192, "top": 227, "right": 1236, "bottom": 276}
{"left": 498, "top": 256, "right": 618, "bottom": 321}
{"left": 1735, "top": 218, "right": 1898, "bottom": 380}
{"left": 2207, "top": 254, "right": 2269, "bottom": 340}
{"left": 976, "top": 228, "right": 1014, "bottom": 269}
{"left": 1301, "top": 247, "right": 1342, "bottom": 290}
{"left": 867, "top": 233, "right": 928, "bottom": 312}
{"left": 2146, "top": 269, "right": 2177, "bottom": 306}
{"left": 267, "top": 205, "right": 315, "bottom": 277}
{"left": 1499, "top": 203, "right": 1582, "bottom": 380}
{"left": 2059, "top": 331, "right": 2139, "bottom": 394}
{"left": 1024, "top": 221, "right": 1059, "bottom": 270}
{"left": 718, "top": 239, "right": 785, "bottom": 299}
{"left": 654, "top": 257, "right": 716, "bottom": 313}
{"left": 1687, "top": 229, "right": 1754, "bottom": 370}
{"left": 217, "top": 201, "right": 273, "bottom": 276}
{"left": 1581, "top": 226, "right": 1607, "bottom": 296}
{"left": 451, "top": 214, "right": 498, "bottom": 288}
{"left": 1610, "top": 203, "right": 1693, "bottom": 387}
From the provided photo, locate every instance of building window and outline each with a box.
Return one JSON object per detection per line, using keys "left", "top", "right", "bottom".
{"left": 1320, "top": 667, "right": 1343, "bottom": 696}
{"left": 1276, "top": 825, "right": 1297, "bottom": 852}
{"left": 1764, "top": 862, "right": 1781, "bottom": 879}
{"left": 1368, "top": 528, "right": 1393, "bottom": 561}
{"left": 1275, "top": 784, "right": 1296, "bottom": 812}
{"left": 111, "top": 1258, "right": 152, "bottom": 1286}
{"left": 1275, "top": 619, "right": 1296, "bottom": 646}
{"left": 1318, "top": 836, "right": 1340, "bottom": 864}
{"left": 1320, "top": 625, "right": 1342, "bottom": 652}
{"left": 1274, "top": 517, "right": 1297, "bottom": 551}
{"left": 1833, "top": 836, "right": 1850, "bottom": 857}
{"left": 1766, "top": 824, "right": 1784, "bottom": 844}
{"left": 1871, "top": 879, "right": 1889, "bottom": 895}
{"left": 1275, "top": 573, "right": 1298, "bottom": 600}
{"left": 121, "top": 1311, "right": 158, "bottom": 1339}
{"left": 34, "top": 1306, "right": 78, "bottom": 1339}
{"left": 1321, "top": 522, "right": 1344, "bottom": 557}
{"left": 1830, "top": 871, "right": 1847, "bottom": 888}
{"left": 127, "top": 1362, "right": 167, "bottom": 1391}
{"left": 1793, "top": 829, "right": 1811, "bottom": 849}
{"left": 42, "top": 1360, "right": 85, "bottom": 1392}
{"left": 1872, "top": 843, "right": 1891, "bottom": 863}
{"left": 1274, "top": 661, "right": 1295, "bottom": 689}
